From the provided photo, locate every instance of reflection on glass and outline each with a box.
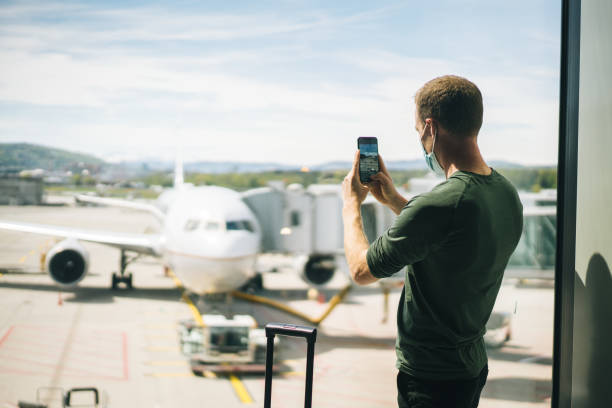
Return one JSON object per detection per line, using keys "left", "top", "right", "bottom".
{"left": 482, "top": 190, "right": 556, "bottom": 406}
{"left": 509, "top": 213, "right": 556, "bottom": 269}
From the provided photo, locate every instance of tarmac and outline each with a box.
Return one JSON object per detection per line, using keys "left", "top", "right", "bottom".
{"left": 0, "top": 204, "right": 553, "bottom": 407}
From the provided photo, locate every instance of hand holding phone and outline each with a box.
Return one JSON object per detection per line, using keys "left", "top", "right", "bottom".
{"left": 368, "top": 154, "right": 407, "bottom": 214}
{"left": 357, "top": 137, "right": 379, "bottom": 183}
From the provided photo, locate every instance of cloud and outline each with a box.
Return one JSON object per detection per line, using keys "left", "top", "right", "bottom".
{"left": 0, "top": 1, "right": 560, "bottom": 166}
{"left": 0, "top": 2, "right": 393, "bottom": 50}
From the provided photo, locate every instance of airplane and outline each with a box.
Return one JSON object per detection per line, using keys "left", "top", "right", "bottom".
{"left": 0, "top": 159, "right": 341, "bottom": 297}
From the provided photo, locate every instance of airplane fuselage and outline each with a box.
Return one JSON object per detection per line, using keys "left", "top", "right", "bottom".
{"left": 159, "top": 186, "right": 261, "bottom": 294}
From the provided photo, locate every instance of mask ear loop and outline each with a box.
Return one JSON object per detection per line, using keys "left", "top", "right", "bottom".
{"left": 428, "top": 121, "right": 437, "bottom": 157}
{"left": 420, "top": 122, "right": 430, "bottom": 152}
{"left": 431, "top": 125, "right": 444, "bottom": 170}
{"left": 431, "top": 127, "right": 437, "bottom": 155}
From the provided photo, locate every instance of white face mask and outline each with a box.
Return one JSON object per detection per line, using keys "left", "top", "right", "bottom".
{"left": 420, "top": 123, "right": 445, "bottom": 177}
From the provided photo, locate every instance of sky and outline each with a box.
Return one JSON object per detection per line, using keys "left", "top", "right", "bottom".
{"left": 0, "top": 0, "right": 561, "bottom": 166}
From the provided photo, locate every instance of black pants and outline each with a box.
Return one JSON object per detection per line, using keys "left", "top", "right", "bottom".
{"left": 397, "top": 365, "right": 488, "bottom": 408}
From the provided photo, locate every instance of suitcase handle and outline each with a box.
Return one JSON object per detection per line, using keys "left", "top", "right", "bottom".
{"left": 265, "top": 323, "right": 317, "bottom": 343}
{"left": 264, "top": 323, "right": 317, "bottom": 408}
{"left": 64, "top": 387, "right": 99, "bottom": 406}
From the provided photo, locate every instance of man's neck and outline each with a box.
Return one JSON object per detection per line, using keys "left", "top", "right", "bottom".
{"left": 445, "top": 161, "right": 491, "bottom": 178}
{"left": 439, "top": 135, "right": 491, "bottom": 178}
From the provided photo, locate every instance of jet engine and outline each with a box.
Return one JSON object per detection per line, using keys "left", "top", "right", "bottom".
{"left": 296, "top": 254, "right": 336, "bottom": 286}
{"left": 46, "top": 239, "right": 90, "bottom": 286}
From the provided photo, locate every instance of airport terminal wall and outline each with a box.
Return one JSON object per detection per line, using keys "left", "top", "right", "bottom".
{"left": 555, "top": 0, "right": 612, "bottom": 406}
{"left": 568, "top": 0, "right": 612, "bottom": 406}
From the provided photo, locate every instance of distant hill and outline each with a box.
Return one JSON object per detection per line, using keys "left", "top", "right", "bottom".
{"left": 0, "top": 143, "right": 105, "bottom": 171}
{"left": 489, "top": 160, "right": 525, "bottom": 169}
{"left": 0, "top": 142, "right": 529, "bottom": 175}
{"left": 185, "top": 161, "right": 299, "bottom": 173}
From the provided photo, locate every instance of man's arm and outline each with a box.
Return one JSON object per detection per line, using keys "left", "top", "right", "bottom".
{"left": 342, "top": 150, "right": 379, "bottom": 286}
{"left": 343, "top": 202, "right": 378, "bottom": 285}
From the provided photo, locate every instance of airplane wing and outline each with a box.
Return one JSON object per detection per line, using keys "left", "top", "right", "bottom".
{"left": 75, "top": 194, "right": 165, "bottom": 221}
{"left": 0, "top": 220, "right": 161, "bottom": 256}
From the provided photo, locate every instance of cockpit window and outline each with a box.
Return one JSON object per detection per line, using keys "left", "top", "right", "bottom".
{"left": 185, "top": 219, "right": 253, "bottom": 232}
{"left": 226, "top": 220, "right": 254, "bottom": 232}
{"left": 184, "top": 219, "right": 200, "bottom": 231}
{"left": 204, "top": 221, "right": 221, "bottom": 230}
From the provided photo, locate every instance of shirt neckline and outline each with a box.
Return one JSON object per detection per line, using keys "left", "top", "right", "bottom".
{"left": 453, "top": 167, "right": 496, "bottom": 178}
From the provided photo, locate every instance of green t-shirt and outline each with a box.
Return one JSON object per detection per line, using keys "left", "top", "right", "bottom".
{"left": 366, "top": 168, "right": 523, "bottom": 380}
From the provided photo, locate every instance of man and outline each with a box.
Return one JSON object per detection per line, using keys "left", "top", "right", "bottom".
{"left": 342, "top": 75, "right": 523, "bottom": 408}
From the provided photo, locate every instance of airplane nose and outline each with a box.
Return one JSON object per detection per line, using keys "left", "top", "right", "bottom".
{"left": 214, "top": 232, "right": 258, "bottom": 258}
{"left": 235, "top": 233, "right": 259, "bottom": 250}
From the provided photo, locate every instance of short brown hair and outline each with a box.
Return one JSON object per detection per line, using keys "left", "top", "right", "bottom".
{"left": 415, "top": 75, "right": 483, "bottom": 137}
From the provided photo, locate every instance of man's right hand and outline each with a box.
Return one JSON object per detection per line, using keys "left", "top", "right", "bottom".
{"left": 369, "top": 155, "right": 408, "bottom": 215}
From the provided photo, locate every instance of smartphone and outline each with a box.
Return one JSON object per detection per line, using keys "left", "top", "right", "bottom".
{"left": 357, "top": 137, "right": 379, "bottom": 183}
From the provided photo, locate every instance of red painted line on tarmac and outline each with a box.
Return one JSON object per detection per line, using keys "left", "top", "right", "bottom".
{"left": 3, "top": 337, "right": 123, "bottom": 360}
{"left": 122, "top": 332, "right": 129, "bottom": 380}
{"left": 0, "top": 345, "right": 61, "bottom": 359}
{"left": 0, "top": 354, "right": 126, "bottom": 381}
{"left": 0, "top": 346, "right": 125, "bottom": 371}
{"left": 0, "top": 365, "right": 43, "bottom": 377}
{"left": 0, "top": 344, "right": 112, "bottom": 361}
{"left": 10, "top": 325, "right": 123, "bottom": 345}
{"left": 0, "top": 358, "right": 123, "bottom": 377}
{"left": 3, "top": 334, "right": 121, "bottom": 358}
{"left": 0, "top": 326, "right": 14, "bottom": 348}
{"left": 52, "top": 342, "right": 123, "bottom": 357}
{"left": 16, "top": 324, "right": 126, "bottom": 337}
{"left": 15, "top": 323, "right": 124, "bottom": 337}
{"left": 55, "top": 346, "right": 122, "bottom": 360}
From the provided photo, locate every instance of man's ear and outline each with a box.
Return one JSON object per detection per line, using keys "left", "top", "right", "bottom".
{"left": 428, "top": 118, "right": 438, "bottom": 138}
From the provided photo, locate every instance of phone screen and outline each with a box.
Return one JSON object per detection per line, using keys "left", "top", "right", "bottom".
{"left": 358, "top": 137, "right": 379, "bottom": 183}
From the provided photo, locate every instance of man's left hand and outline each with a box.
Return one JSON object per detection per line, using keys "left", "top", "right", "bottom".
{"left": 342, "top": 150, "right": 369, "bottom": 209}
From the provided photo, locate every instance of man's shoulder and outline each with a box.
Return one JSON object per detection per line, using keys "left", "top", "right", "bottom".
{"left": 413, "top": 177, "right": 468, "bottom": 205}
{"left": 448, "top": 169, "right": 519, "bottom": 198}
{"left": 447, "top": 168, "right": 522, "bottom": 216}
{"left": 399, "top": 178, "right": 467, "bottom": 218}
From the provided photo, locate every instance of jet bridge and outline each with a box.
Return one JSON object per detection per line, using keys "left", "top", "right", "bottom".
{"left": 242, "top": 183, "right": 398, "bottom": 254}
{"left": 242, "top": 183, "right": 398, "bottom": 285}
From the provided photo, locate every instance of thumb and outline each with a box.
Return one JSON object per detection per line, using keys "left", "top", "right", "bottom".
{"left": 352, "top": 150, "right": 360, "bottom": 173}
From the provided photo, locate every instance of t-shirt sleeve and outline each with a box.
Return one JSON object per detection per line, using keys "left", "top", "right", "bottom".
{"left": 366, "top": 193, "right": 455, "bottom": 278}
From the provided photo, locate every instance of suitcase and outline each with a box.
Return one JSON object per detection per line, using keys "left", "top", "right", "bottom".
{"left": 264, "top": 323, "right": 317, "bottom": 408}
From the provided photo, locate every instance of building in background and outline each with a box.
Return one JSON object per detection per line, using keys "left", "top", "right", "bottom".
{"left": 0, "top": 172, "right": 43, "bottom": 205}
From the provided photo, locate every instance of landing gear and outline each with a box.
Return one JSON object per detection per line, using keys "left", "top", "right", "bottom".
{"left": 112, "top": 272, "right": 132, "bottom": 289}
{"left": 111, "top": 250, "right": 138, "bottom": 289}
{"left": 240, "top": 273, "right": 263, "bottom": 293}
{"left": 251, "top": 273, "right": 264, "bottom": 291}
